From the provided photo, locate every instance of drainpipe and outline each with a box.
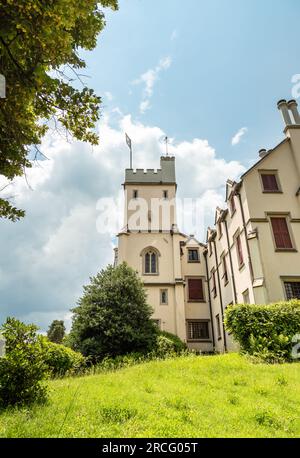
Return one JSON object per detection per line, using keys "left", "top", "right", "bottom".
{"left": 213, "top": 237, "right": 227, "bottom": 352}
{"left": 224, "top": 218, "right": 238, "bottom": 304}
{"left": 203, "top": 249, "right": 215, "bottom": 350}
{"left": 235, "top": 188, "right": 254, "bottom": 283}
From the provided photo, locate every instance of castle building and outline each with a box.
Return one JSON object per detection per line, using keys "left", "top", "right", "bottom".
{"left": 115, "top": 99, "right": 300, "bottom": 352}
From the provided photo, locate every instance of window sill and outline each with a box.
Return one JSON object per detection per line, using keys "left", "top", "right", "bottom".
{"left": 188, "top": 260, "right": 200, "bottom": 263}
{"left": 238, "top": 263, "right": 245, "bottom": 271}
{"left": 143, "top": 273, "right": 159, "bottom": 276}
{"left": 275, "top": 248, "right": 297, "bottom": 253}
{"left": 224, "top": 280, "right": 229, "bottom": 287}
{"left": 187, "top": 299, "right": 206, "bottom": 303}
{"left": 262, "top": 190, "right": 282, "bottom": 194}
{"left": 187, "top": 339, "right": 211, "bottom": 343}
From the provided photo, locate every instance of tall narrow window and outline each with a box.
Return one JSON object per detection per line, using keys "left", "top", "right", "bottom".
{"left": 222, "top": 256, "right": 228, "bottom": 284}
{"left": 242, "top": 289, "right": 250, "bottom": 304}
{"left": 236, "top": 234, "right": 244, "bottom": 267}
{"left": 271, "top": 217, "right": 293, "bottom": 250}
{"left": 216, "top": 315, "right": 222, "bottom": 340}
{"left": 229, "top": 195, "right": 236, "bottom": 215}
{"left": 261, "top": 174, "right": 279, "bottom": 192}
{"left": 218, "top": 221, "right": 223, "bottom": 238}
{"left": 211, "top": 269, "right": 217, "bottom": 297}
{"left": 144, "top": 249, "right": 158, "bottom": 274}
{"left": 133, "top": 189, "right": 138, "bottom": 199}
{"left": 188, "top": 278, "right": 204, "bottom": 301}
{"left": 163, "top": 190, "right": 168, "bottom": 199}
{"left": 160, "top": 289, "right": 168, "bottom": 305}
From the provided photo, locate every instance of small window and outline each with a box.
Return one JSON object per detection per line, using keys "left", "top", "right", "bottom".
{"left": 188, "top": 278, "right": 204, "bottom": 301}
{"left": 284, "top": 281, "right": 300, "bottom": 300}
{"left": 236, "top": 234, "right": 244, "bottom": 267}
{"left": 144, "top": 250, "right": 158, "bottom": 274}
{"left": 211, "top": 269, "right": 217, "bottom": 298}
{"left": 187, "top": 321, "right": 209, "bottom": 341}
{"left": 133, "top": 189, "right": 138, "bottom": 199}
{"left": 163, "top": 190, "right": 168, "bottom": 199}
{"left": 261, "top": 173, "right": 280, "bottom": 192}
{"left": 216, "top": 314, "right": 222, "bottom": 340}
{"left": 160, "top": 289, "right": 168, "bottom": 305}
{"left": 271, "top": 217, "right": 293, "bottom": 250}
{"left": 222, "top": 256, "right": 228, "bottom": 284}
{"left": 229, "top": 195, "right": 236, "bottom": 215}
{"left": 242, "top": 289, "right": 250, "bottom": 304}
{"left": 188, "top": 249, "right": 200, "bottom": 262}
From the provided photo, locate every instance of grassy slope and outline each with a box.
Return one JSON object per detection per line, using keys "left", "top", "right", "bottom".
{"left": 0, "top": 354, "right": 300, "bottom": 438}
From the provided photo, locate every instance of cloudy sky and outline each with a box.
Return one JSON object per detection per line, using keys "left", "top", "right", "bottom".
{"left": 1, "top": 0, "right": 300, "bottom": 331}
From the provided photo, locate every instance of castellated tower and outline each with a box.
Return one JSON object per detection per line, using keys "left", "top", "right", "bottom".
{"left": 115, "top": 156, "right": 214, "bottom": 350}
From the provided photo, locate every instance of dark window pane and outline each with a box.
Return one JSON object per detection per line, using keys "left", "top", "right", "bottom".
{"left": 271, "top": 218, "right": 293, "bottom": 249}
{"left": 284, "top": 282, "right": 300, "bottom": 299}
{"left": 188, "top": 321, "right": 209, "bottom": 340}
{"left": 262, "top": 174, "right": 279, "bottom": 191}
{"left": 188, "top": 279, "right": 204, "bottom": 301}
{"left": 151, "top": 253, "right": 157, "bottom": 273}
{"left": 188, "top": 249, "right": 199, "bottom": 261}
{"left": 145, "top": 253, "right": 150, "bottom": 273}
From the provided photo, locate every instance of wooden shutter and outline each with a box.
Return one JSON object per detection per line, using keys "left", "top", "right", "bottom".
{"left": 271, "top": 218, "right": 293, "bottom": 249}
{"left": 188, "top": 279, "right": 204, "bottom": 301}
{"left": 262, "top": 174, "right": 278, "bottom": 191}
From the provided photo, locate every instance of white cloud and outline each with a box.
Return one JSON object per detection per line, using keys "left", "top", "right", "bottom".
{"left": 0, "top": 110, "right": 245, "bottom": 331}
{"left": 231, "top": 127, "right": 248, "bottom": 146}
{"left": 133, "top": 56, "right": 172, "bottom": 113}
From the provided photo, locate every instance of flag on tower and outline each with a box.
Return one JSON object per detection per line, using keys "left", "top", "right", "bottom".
{"left": 125, "top": 133, "right": 133, "bottom": 168}
{"left": 125, "top": 133, "right": 132, "bottom": 150}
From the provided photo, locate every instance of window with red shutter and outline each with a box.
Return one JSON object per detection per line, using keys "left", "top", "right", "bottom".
{"left": 188, "top": 278, "right": 204, "bottom": 301}
{"left": 261, "top": 174, "right": 279, "bottom": 192}
{"left": 271, "top": 217, "right": 293, "bottom": 249}
{"left": 236, "top": 234, "right": 244, "bottom": 267}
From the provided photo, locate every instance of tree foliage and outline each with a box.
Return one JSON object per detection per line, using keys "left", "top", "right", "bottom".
{"left": 0, "top": 317, "right": 49, "bottom": 407}
{"left": 224, "top": 300, "right": 300, "bottom": 362}
{"left": 70, "top": 263, "right": 158, "bottom": 360}
{"left": 0, "top": 0, "right": 118, "bottom": 221}
{"left": 47, "top": 319, "right": 65, "bottom": 344}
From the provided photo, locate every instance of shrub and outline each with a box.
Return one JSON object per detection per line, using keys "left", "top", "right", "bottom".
{"left": 224, "top": 300, "right": 300, "bottom": 362}
{"left": 70, "top": 263, "right": 158, "bottom": 361}
{"left": 154, "top": 331, "right": 187, "bottom": 358}
{"left": 41, "top": 338, "right": 86, "bottom": 377}
{"left": 0, "top": 318, "right": 49, "bottom": 408}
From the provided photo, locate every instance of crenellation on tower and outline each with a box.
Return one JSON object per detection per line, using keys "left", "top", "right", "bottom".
{"left": 125, "top": 156, "right": 176, "bottom": 184}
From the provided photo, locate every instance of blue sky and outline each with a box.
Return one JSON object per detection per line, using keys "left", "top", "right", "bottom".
{"left": 84, "top": 0, "right": 300, "bottom": 165}
{"left": 1, "top": 0, "right": 300, "bottom": 330}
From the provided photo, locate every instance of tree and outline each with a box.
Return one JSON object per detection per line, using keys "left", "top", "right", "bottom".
{"left": 47, "top": 319, "right": 66, "bottom": 344}
{"left": 0, "top": 0, "right": 118, "bottom": 221}
{"left": 70, "top": 263, "right": 158, "bottom": 360}
{"left": 0, "top": 318, "right": 48, "bottom": 407}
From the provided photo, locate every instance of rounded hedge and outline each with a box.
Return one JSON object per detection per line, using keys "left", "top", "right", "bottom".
{"left": 41, "top": 338, "right": 86, "bottom": 377}
{"left": 224, "top": 300, "right": 300, "bottom": 362}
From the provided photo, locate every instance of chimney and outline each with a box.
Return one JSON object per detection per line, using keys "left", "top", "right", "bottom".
{"left": 277, "top": 99, "right": 293, "bottom": 126}
{"left": 259, "top": 148, "right": 268, "bottom": 158}
{"left": 287, "top": 99, "right": 300, "bottom": 124}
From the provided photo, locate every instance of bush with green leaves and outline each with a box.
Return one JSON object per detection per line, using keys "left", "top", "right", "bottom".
{"left": 224, "top": 300, "right": 300, "bottom": 362}
{"left": 41, "top": 338, "right": 86, "bottom": 378}
{"left": 70, "top": 263, "right": 158, "bottom": 360}
{"left": 0, "top": 318, "right": 49, "bottom": 408}
{"left": 154, "top": 331, "right": 187, "bottom": 358}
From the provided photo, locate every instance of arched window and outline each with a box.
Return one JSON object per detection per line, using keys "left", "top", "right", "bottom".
{"left": 141, "top": 247, "right": 160, "bottom": 274}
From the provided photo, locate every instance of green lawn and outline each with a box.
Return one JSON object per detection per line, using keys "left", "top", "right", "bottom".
{"left": 1, "top": 353, "right": 300, "bottom": 438}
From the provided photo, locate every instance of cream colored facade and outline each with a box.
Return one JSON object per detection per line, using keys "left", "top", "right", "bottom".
{"left": 115, "top": 99, "right": 300, "bottom": 353}
{"left": 116, "top": 157, "right": 214, "bottom": 352}
{"left": 207, "top": 99, "right": 300, "bottom": 352}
